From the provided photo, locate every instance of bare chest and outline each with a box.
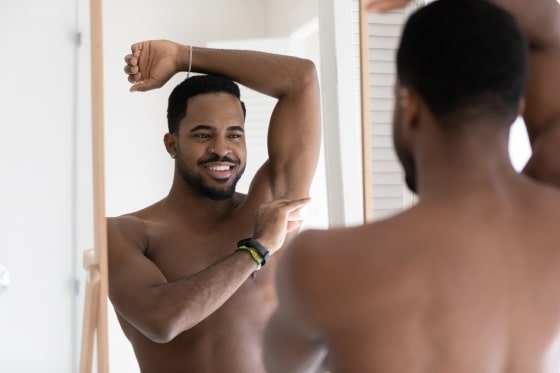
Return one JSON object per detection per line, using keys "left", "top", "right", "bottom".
{"left": 143, "top": 217, "right": 254, "bottom": 280}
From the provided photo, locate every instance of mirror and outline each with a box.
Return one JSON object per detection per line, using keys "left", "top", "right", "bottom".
{"left": 100, "top": 1, "right": 325, "bottom": 371}
{"left": 0, "top": 0, "right": 343, "bottom": 372}
{"left": 1, "top": 0, "right": 385, "bottom": 371}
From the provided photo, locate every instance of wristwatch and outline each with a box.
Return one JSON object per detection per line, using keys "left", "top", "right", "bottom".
{"left": 237, "top": 238, "right": 270, "bottom": 266}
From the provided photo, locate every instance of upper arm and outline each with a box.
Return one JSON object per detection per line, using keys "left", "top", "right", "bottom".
{"left": 107, "top": 216, "right": 168, "bottom": 327}
{"left": 489, "top": 0, "right": 560, "bottom": 140}
{"left": 251, "top": 59, "right": 322, "bottom": 201}
{"left": 489, "top": 0, "right": 560, "bottom": 48}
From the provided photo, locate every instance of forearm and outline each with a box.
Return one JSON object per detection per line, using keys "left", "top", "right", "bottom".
{"left": 176, "top": 44, "right": 316, "bottom": 99}
{"left": 118, "top": 250, "right": 259, "bottom": 343}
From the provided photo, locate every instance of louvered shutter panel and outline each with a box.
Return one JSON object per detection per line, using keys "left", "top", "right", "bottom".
{"left": 357, "top": 3, "right": 418, "bottom": 221}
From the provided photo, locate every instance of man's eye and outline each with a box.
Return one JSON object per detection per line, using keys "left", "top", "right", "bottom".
{"left": 195, "top": 133, "right": 211, "bottom": 139}
{"left": 229, "top": 134, "right": 242, "bottom": 139}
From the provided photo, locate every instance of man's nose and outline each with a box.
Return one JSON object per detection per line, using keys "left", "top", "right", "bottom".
{"left": 208, "top": 138, "right": 231, "bottom": 157}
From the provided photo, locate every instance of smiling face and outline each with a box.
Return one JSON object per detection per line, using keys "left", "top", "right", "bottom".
{"left": 171, "top": 92, "right": 247, "bottom": 201}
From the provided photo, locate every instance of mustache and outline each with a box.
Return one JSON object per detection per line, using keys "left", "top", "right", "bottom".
{"left": 198, "top": 154, "right": 240, "bottom": 166}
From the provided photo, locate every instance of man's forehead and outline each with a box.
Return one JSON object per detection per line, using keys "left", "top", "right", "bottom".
{"left": 187, "top": 91, "right": 241, "bottom": 105}
{"left": 183, "top": 93, "right": 244, "bottom": 121}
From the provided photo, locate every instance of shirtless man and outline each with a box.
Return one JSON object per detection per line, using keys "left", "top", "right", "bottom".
{"left": 263, "top": 0, "right": 560, "bottom": 372}
{"left": 110, "top": 40, "right": 320, "bottom": 372}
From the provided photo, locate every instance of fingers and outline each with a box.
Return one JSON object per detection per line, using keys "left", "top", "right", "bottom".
{"left": 126, "top": 42, "right": 148, "bottom": 90}
{"left": 130, "top": 80, "right": 162, "bottom": 93}
{"left": 286, "top": 220, "right": 302, "bottom": 233}
{"left": 261, "top": 197, "right": 310, "bottom": 223}
{"left": 271, "top": 197, "right": 311, "bottom": 213}
{"left": 252, "top": 197, "right": 311, "bottom": 253}
{"left": 366, "top": 0, "right": 411, "bottom": 12}
{"left": 130, "top": 42, "right": 144, "bottom": 54}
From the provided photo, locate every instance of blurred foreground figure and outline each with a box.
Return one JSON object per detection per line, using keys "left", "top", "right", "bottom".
{"left": 264, "top": 1, "right": 560, "bottom": 372}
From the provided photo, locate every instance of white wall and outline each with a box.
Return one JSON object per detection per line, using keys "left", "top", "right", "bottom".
{"left": 265, "top": 0, "right": 319, "bottom": 36}
{"left": 0, "top": 1, "right": 77, "bottom": 372}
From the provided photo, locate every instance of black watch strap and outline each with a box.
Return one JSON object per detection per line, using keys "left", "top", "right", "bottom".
{"left": 237, "top": 238, "right": 270, "bottom": 266}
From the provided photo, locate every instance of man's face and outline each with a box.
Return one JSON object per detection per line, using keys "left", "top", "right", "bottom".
{"left": 392, "top": 83, "right": 418, "bottom": 194}
{"left": 175, "top": 92, "right": 247, "bottom": 201}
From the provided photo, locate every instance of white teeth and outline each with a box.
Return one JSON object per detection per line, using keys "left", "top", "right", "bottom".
{"left": 208, "top": 165, "right": 230, "bottom": 171}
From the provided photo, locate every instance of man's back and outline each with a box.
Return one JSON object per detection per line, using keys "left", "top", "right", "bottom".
{"left": 294, "top": 177, "right": 560, "bottom": 372}
{"left": 263, "top": 1, "right": 560, "bottom": 372}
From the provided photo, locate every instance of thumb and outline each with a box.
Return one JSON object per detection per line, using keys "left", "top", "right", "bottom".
{"left": 286, "top": 220, "right": 302, "bottom": 233}
{"left": 130, "top": 80, "right": 161, "bottom": 92}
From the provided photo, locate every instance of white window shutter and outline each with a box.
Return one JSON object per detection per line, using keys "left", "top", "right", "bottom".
{"left": 356, "top": 3, "right": 419, "bottom": 221}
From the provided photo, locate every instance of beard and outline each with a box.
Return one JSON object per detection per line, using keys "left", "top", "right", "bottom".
{"left": 393, "top": 104, "right": 418, "bottom": 194}
{"left": 176, "top": 153, "right": 245, "bottom": 201}
{"left": 403, "top": 163, "right": 417, "bottom": 194}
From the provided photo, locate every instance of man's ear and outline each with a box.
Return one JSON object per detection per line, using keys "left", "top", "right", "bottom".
{"left": 401, "top": 87, "right": 422, "bottom": 136}
{"left": 164, "top": 133, "right": 177, "bottom": 159}
{"left": 517, "top": 96, "right": 526, "bottom": 117}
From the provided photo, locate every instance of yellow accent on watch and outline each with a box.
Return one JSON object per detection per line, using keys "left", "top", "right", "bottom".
{"left": 236, "top": 245, "right": 263, "bottom": 270}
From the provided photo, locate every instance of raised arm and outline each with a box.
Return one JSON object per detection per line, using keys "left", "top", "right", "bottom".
{"left": 125, "top": 40, "right": 322, "bottom": 200}
{"left": 488, "top": 0, "right": 560, "bottom": 186}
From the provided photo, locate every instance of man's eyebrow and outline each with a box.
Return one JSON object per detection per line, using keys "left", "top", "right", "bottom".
{"left": 227, "top": 126, "right": 245, "bottom": 133}
{"left": 189, "top": 125, "right": 244, "bottom": 132}
{"left": 190, "top": 125, "right": 214, "bottom": 132}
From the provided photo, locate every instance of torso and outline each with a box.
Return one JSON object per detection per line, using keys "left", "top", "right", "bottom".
{"left": 113, "top": 193, "right": 280, "bottom": 373}
{"left": 301, "top": 179, "right": 560, "bottom": 373}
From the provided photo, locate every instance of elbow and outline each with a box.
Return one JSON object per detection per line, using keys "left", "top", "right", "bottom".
{"left": 137, "top": 312, "right": 188, "bottom": 344}
{"left": 296, "top": 58, "right": 319, "bottom": 89}
{"left": 145, "top": 328, "right": 176, "bottom": 344}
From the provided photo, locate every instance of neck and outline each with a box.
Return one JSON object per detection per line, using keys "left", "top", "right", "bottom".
{"left": 415, "top": 125, "right": 519, "bottom": 200}
{"left": 164, "top": 176, "right": 240, "bottom": 222}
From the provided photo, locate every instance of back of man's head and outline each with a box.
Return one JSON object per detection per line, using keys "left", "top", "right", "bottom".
{"left": 167, "top": 74, "right": 247, "bottom": 134}
{"left": 397, "top": 0, "right": 529, "bottom": 130}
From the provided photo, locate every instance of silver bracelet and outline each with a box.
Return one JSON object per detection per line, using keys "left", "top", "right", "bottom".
{"left": 187, "top": 45, "right": 193, "bottom": 79}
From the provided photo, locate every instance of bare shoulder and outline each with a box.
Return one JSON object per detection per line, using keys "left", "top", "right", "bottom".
{"left": 274, "top": 215, "right": 415, "bottom": 323}
{"left": 278, "top": 213, "right": 415, "bottom": 281}
{"left": 106, "top": 199, "right": 173, "bottom": 249}
{"left": 108, "top": 214, "right": 146, "bottom": 239}
{"left": 284, "top": 208, "right": 421, "bottom": 261}
{"left": 107, "top": 214, "right": 150, "bottom": 259}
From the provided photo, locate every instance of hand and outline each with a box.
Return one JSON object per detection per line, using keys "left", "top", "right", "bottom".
{"left": 366, "top": 0, "right": 412, "bottom": 12}
{"left": 252, "top": 198, "right": 311, "bottom": 255}
{"left": 124, "top": 40, "right": 186, "bottom": 92}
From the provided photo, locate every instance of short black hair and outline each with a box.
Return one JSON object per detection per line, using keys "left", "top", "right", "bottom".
{"left": 167, "top": 74, "right": 247, "bottom": 134}
{"left": 397, "top": 0, "right": 529, "bottom": 130}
